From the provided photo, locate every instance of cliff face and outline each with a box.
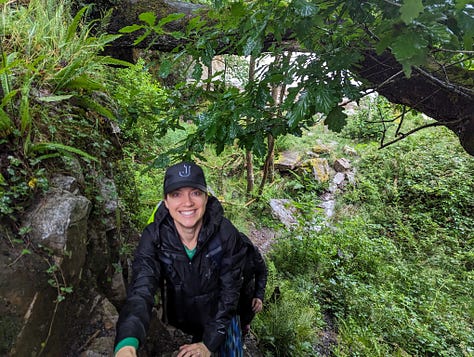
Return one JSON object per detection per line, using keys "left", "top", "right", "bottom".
{"left": 0, "top": 170, "right": 131, "bottom": 356}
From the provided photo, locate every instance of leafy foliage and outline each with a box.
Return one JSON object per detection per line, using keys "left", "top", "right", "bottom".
{"left": 268, "top": 125, "right": 474, "bottom": 355}
{"left": 117, "top": 0, "right": 473, "bottom": 172}
{"left": 254, "top": 279, "right": 321, "bottom": 357}
{"left": 0, "top": 0, "right": 126, "bottom": 218}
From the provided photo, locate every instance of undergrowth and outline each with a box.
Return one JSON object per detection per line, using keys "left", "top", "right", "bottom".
{"left": 265, "top": 125, "right": 473, "bottom": 356}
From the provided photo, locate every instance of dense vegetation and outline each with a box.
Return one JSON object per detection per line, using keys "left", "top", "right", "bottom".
{"left": 104, "top": 0, "right": 474, "bottom": 155}
{"left": 1, "top": 0, "right": 473, "bottom": 356}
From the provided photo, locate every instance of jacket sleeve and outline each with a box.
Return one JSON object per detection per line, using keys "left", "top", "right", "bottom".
{"left": 114, "top": 224, "right": 161, "bottom": 348}
{"left": 203, "top": 221, "right": 247, "bottom": 351}
{"left": 252, "top": 246, "right": 268, "bottom": 301}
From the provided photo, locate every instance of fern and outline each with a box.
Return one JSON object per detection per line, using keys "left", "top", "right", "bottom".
{"left": 28, "top": 142, "right": 99, "bottom": 162}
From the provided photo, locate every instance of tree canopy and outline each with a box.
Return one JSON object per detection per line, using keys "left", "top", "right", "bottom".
{"left": 91, "top": 0, "right": 474, "bottom": 157}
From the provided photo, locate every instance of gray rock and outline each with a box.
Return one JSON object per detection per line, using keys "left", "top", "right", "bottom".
{"left": 269, "top": 199, "right": 298, "bottom": 229}
{"left": 334, "top": 158, "right": 352, "bottom": 172}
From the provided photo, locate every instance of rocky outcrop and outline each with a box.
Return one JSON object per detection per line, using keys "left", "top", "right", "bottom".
{"left": 270, "top": 145, "right": 357, "bottom": 231}
{"left": 0, "top": 174, "right": 125, "bottom": 356}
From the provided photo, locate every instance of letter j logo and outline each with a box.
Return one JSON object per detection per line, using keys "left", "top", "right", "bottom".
{"left": 179, "top": 164, "right": 191, "bottom": 177}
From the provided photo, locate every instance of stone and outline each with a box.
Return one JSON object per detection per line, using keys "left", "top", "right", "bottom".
{"left": 334, "top": 158, "right": 351, "bottom": 172}
{"left": 308, "top": 158, "right": 331, "bottom": 183}
{"left": 269, "top": 199, "right": 298, "bottom": 229}
{"left": 50, "top": 174, "right": 79, "bottom": 193}
{"left": 274, "top": 151, "right": 301, "bottom": 171}
{"left": 312, "top": 143, "right": 331, "bottom": 155}
{"left": 343, "top": 145, "right": 357, "bottom": 156}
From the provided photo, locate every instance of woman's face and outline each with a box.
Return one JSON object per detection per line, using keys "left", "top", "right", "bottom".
{"left": 164, "top": 187, "right": 208, "bottom": 231}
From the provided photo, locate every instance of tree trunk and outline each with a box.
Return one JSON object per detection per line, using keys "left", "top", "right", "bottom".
{"left": 258, "top": 134, "right": 275, "bottom": 197}
{"left": 357, "top": 50, "right": 474, "bottom": 155}
{"left": 246, "top": 56, "right": 256, "bottom": 194}
{"left": 245, "top": 150, "right": 254, "bottom": 195}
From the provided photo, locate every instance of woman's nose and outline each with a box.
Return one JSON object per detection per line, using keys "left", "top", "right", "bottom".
{"left": 183, "top": 193, "right": 194, "bottom": 205}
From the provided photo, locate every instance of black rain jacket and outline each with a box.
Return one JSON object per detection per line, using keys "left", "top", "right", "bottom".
{"left": 238, "top": 232, "right": 268, "bottom": 326}
{"left": 114, "top": 196, "right": 247, "bottom": 352}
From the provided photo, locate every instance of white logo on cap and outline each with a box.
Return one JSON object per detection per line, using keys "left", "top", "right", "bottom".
{"left": 179, "top": 164, "right": 191, "bottom": 177}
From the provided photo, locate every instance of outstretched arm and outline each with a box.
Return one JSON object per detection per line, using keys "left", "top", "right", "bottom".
{"left": 114, "top": 224, "right": 161, "bottom": 352}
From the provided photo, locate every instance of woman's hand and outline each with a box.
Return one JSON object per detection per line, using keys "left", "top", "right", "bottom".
{"left": 176, "top": 342, "right": 211, "bottom": 357}
{"left": 115, "top": 346, "right": 137, "bottom": 357}
{"left": 252, "top": 297, "right": 263, "bottom": 313}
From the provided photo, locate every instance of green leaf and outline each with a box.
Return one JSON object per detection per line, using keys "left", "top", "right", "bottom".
{"left": 292, "top": 0, "right": 318, "bottom": 17}
{"left": 66, "top": 5, "right": 89, "bottom": 42}
{"left": 0, "top": 89, "right": 18, "bottom": 108}
{"left": 324, "top": 106, "right": 347, "bottom": 132}
{"left": 170, "top": 31, "right": 185, "bottom": 40}
{"left": 139, "top": 12, "right": 156, "bottom": 26}
{"left": 37, "top": 95, "right": 73, "bottom": 102}
{"left": 64, "top": 76, "right": 103, "bottom": 91}
{"left": 76, "top": 97, "right": 115, "bottom": 120}
{"left": 0, "top": 107, "right": 13, "bottom": 136}
{"left": 98, "top": 57, "right": 133, "bottom": 68}
{"left": 400, "top": 0, "right": 424, "bottom": 24}
{"left": 314, "top": 85, "right": 337, "bottom": 114}
{"left": 159, "top": 59, "right": 173, "bottom": 78}
{"left": 230, "top": 2, "right": 246, "bottom": 18}
{"left": 252, "top": 134, "right": 267, "bottom": 157}
{"left": 457, "top": 8, "right": 474, "bottom": 49}
{"left": 186, "top": 16, "right": 206, "bottom": 33}
{"left": 192, "top": 63, "right": 203, "bottom": 81}
{"left": 134, "top": 30, "right": 151, "bottom": 45}
{"left": 157, "top": 13, "right": 186, "bottom": 28}
{"left": 391, "top": 31, "right": 428, "bottom": 76}
{"left": 29, "top": 142, "right": 99, "bottom": 162}
{"left": 60, "top": 286, "right": 73, "bottom": 294}
{"left": 243, "top": 36, "right": 262, "bottom": 56}
{"left": 455, "top": 0, "right": 469, "bottom": 10}
{"left": 288, "top": 91, "right": 310, "bottom": 129}
{"left": 119, "top": 24, "right": 143, "bottom": 33}
{"left": 19, "top": 83, "right": 31, "bottom": 134}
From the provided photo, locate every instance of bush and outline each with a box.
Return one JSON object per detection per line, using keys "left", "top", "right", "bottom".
{"left": 253, "top": 278, "right": 321, "bottom": 357}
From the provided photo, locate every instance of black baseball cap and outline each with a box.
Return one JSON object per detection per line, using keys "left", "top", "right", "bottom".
{"left": 163, "top": 162, "right": 208, "bottom": 196}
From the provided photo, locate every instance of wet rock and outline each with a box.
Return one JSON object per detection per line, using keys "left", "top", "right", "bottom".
{"left": 98, "top": 178, "right": 119, "bottom": 232}
{"left": 79, "top": 336, "right": 114, "bottom": 357}
{"left": 308, "top": 158, "right": 331, "bottom": 183}
{"left": 269, "top": 199, "right": 298, "bottom": 229}
{"left": 50, "top": 174, "right": 80, "bottom": 194}
{"left": 274, "top": 151, "right": 301, "bottom": 171}
{"left": 23, "top": 188, "right": 91, "bottom": 279}
{"left": 109, "top": 267, "right": 127, "bottom": 306}
{"left": 334, "top": 158, "right": 351, "bottom": 172}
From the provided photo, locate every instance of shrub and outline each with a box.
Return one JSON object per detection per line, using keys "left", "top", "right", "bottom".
{"left": 253, "top": 279, "right": 321, "bottom": 357}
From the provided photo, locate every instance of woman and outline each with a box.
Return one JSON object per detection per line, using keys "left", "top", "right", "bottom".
{"left": 114, "top": 162, "right": 246, "bottom": 357}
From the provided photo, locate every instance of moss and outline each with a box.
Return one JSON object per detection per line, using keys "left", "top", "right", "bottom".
{"left": 0, "top": 312, "right": 21, "bottom": 354}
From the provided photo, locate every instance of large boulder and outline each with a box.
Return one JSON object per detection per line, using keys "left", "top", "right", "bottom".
{"left": 1, "top": 186, "right": 91, "bottom": 356}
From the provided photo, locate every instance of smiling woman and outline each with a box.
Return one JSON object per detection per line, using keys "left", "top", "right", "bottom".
{"left": 114, "top": 162, "right": 248, "bottom": 357}
{"left": 164, "top": 185, "right": 208, "bottom": 250}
